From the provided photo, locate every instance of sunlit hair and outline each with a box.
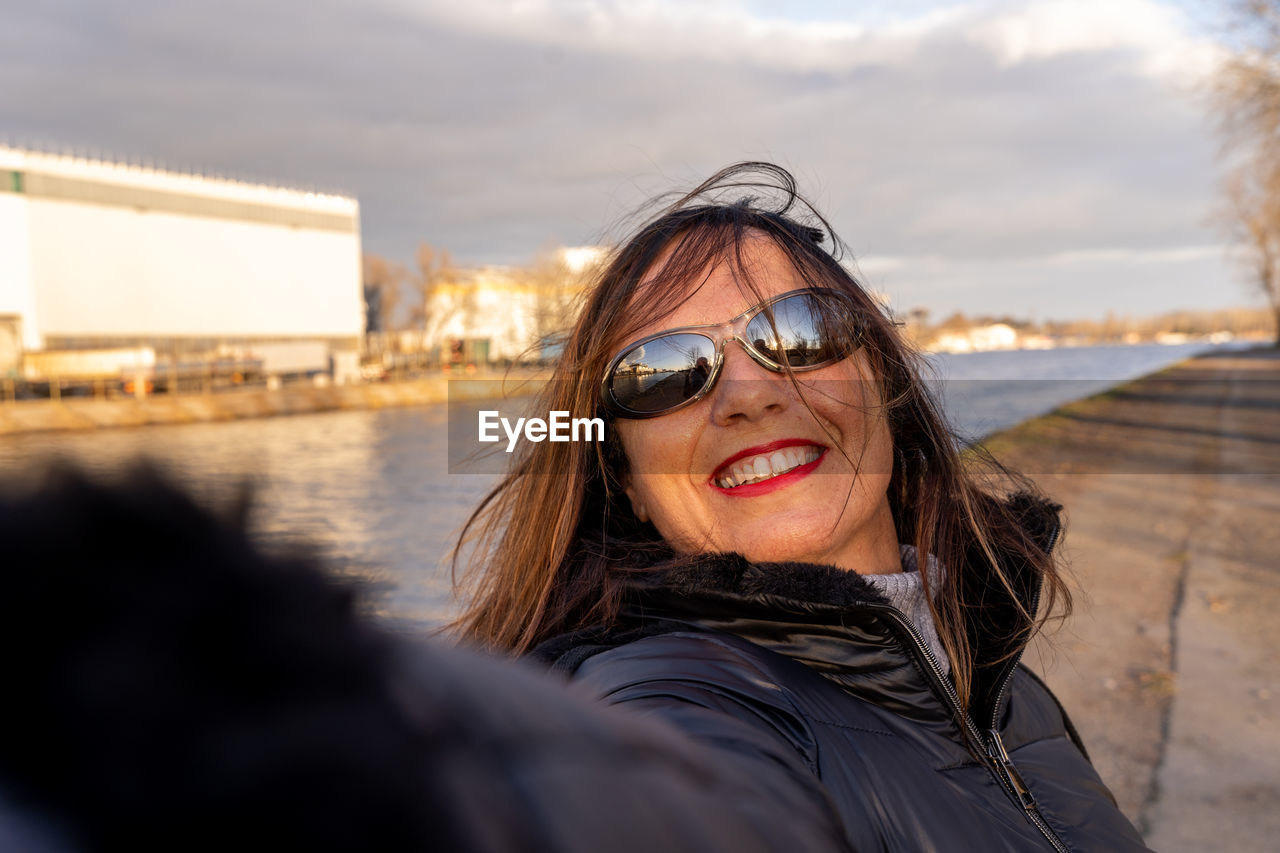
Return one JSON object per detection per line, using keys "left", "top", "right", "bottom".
{"left": 452, "top": 162, "right": 1070, "bottom": 711}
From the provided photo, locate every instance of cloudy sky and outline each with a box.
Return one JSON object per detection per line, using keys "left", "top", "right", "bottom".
{"left": 0, "top": 0, "right": 1251, "bottom": 319}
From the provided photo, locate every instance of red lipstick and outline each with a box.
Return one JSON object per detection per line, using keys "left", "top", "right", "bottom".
{"left": 710, "top": 439, "right": 827, "bottom": 498}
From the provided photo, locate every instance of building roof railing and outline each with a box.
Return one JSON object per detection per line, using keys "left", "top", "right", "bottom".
{"left": 0, "top": 144, "right": 358, "bottom": 233}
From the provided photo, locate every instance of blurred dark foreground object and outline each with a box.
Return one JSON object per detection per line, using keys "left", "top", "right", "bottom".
{"left": 0, "top": 466, "right": 849, "bottom": 853}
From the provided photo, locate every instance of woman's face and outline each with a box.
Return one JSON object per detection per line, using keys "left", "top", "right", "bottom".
{"left": 613, "top": 236, "right": 901, "bottom": 574}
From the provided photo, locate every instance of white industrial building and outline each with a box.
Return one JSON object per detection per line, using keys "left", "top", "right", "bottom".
{"left": 0, "top": 145, "right": 362, "bottom": 379}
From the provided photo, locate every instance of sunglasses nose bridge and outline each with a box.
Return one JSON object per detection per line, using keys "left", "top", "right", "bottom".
{"left": 695, "top": 330, "right": 776, "bottom": 402}
{"left": 720, "top": 332, "right": 785, "bottom": 375}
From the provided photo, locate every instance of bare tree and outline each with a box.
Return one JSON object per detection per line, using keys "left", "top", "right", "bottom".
{"left": 1213, "top": 0, "right": 1280, "bottom": 344}
{"left": 1226, "top": 168, "right": 1280, "bottom": 331}
{"left": 362, "top": 253, "right": 405, "bottom": 334}
{"left": 523, "top": 248, "right": 594, "bottom": 359}
{"left": 410, "top": 243, "right": 456, "bottom": 334}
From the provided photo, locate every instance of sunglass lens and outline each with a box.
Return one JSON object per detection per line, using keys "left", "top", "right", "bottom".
{"left": 745, "top": 293, "right": 858, "bottom": 367}
{"left": 608, "top": 333, "right": 716, "bottom": 413}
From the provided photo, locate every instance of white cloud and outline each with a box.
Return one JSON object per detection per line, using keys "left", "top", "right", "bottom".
{"left": 391, "top": 0, "right": 1222, "bottom": 81}
{"left": 3, "top": 0, "right": 1244, "bottom": 318}
{"left": 969, "top": 0, "right": 1224, "bottom": 83}
{"left": 386, "top": 0, "right": 867, "bottom": 71}
{"left": 852, "top": 254, "right": 913, "bottom": 275}
{"left": 1042, "top": 244, "right": 1227, "bottom": 265}
{"left": 858, "top": 243, "right": 1241, "bottom": 317}
{"left": 862, "top": 244, "right": 1227, "bottom": 274}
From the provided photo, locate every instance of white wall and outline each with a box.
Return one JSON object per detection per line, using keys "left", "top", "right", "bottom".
{"left": 0, "top": 193, "right": 41, "bottom": 348}
{"left": 27, "top": 198, "right": 362, "bottom": 339}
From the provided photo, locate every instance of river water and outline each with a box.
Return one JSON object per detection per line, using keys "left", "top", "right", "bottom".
{"left": 0, "top": 341, "right": 1240, "bottom": 628}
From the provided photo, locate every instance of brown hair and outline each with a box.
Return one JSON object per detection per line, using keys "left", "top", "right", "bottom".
{"left": 452, "top": 162, "right": 1069, "bottom": 711}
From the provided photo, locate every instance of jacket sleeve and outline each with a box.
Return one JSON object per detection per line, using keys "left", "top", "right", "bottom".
{"left": 574, "top": 631, "right": 852, "bottom": 851}
{"left": 401, "top": 637, "right": 852, "bottom": 853}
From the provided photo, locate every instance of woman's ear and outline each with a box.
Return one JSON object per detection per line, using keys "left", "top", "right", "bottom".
{"left": 609, "top": 430, "right": 649, "bottom": 523}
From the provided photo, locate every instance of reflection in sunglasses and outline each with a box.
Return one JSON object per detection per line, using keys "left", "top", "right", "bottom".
{"left": 603, "top": 290, "right": 862, "bottom": 418}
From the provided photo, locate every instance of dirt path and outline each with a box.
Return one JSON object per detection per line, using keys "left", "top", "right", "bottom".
{"left": 984, "top": 348, "right": 1280, "bottom": 851}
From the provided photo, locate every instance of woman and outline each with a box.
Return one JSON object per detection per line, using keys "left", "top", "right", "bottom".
{"left": 454, "top": 163, "right": 1149, "bottom": 851}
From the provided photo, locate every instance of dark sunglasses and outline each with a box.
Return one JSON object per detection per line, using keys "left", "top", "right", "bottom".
{"left": 600, "top": 288, "right": 864, "bottom": 419}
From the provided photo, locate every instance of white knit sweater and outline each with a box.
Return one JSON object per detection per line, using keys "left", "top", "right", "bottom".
{"left": 861, "top": 545, "right": 949, "bottom": 677}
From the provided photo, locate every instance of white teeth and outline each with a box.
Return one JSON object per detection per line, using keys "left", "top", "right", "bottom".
{"left": 715, "top": 446, "right": 821, "bottom": 489}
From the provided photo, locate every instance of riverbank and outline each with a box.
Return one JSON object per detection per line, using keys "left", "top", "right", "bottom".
{"left": 983, "top": 347, "right": 1280, "bottom": 851}
{"left": 0, "top": 342, "right": 1238, "bottom": 438}
{"left": 0, "top": 371, "right": 549, "bottom": 436}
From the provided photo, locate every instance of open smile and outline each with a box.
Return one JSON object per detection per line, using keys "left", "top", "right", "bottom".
{"left": 711, "top": 440, "right": 827, "bottom": 493}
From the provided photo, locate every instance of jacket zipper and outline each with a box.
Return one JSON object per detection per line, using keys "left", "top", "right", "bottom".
{"left": 875, "top": 608, "right": 1069, "bottom": 853}
{"left": 978, "top": 520, "right": 1070, "bottom": 853}
{"left": 871, "top": 519, "right": 1071, "bottom": 853}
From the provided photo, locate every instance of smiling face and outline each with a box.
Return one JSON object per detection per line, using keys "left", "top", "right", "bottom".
{"left": 613, "top": 235, "right": 902, "bottom": 574}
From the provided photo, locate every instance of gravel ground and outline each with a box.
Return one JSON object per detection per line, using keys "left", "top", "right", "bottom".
{"left": 983, "top": 348, "right": 1280, "bottom": 852}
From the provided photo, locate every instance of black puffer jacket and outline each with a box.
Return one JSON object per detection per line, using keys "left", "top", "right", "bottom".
{"left": 534, "top": 499, "right": 1149, "bottom": 852}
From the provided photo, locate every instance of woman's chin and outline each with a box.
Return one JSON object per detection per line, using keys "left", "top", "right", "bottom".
{"left": 715, "top": 529, "right": 849, "bottom": 568}
{"left": 688, "top": 498, "right": 900, "bottom": 572}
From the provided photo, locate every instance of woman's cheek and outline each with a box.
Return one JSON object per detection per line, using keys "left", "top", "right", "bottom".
{"left": 617, "top": 417, "right": 705, "bottom": 528}
{"left": 627, "top": 473, "right": 708, "bottom": 552}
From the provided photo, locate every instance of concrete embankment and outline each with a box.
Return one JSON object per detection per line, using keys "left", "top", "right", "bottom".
{"left": 983, "top": 348, "right": 1280, "bottom": 851}
{"left": 0, "top": 372, "right": 548, "bottom": 436}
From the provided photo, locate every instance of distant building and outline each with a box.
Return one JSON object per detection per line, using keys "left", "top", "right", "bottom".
{"left": 416, "top": 247, "right": 602, "bottom": 364}
{"left": 423, "top": 267, "right": 541, "bottom": 363}
{"left": 931, "top": 323, "right": 1020, "bottom": 353}
{"left": 0, "top": 145, "right": 362, "bottom": 377}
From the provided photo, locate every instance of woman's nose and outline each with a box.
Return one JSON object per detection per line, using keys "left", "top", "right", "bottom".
{"left": 708, "top": 339, "right": 791, "bottom": 425}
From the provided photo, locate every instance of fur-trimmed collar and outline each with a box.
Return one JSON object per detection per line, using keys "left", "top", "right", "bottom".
{"left": 637, "top": 551, "right": 892, "bottom": 611}
{"left": 617, "top": 491, "right": 1059, "bottom": 620}
{"left": 535, "top": 493, "right": 1062, "bottom": 727}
